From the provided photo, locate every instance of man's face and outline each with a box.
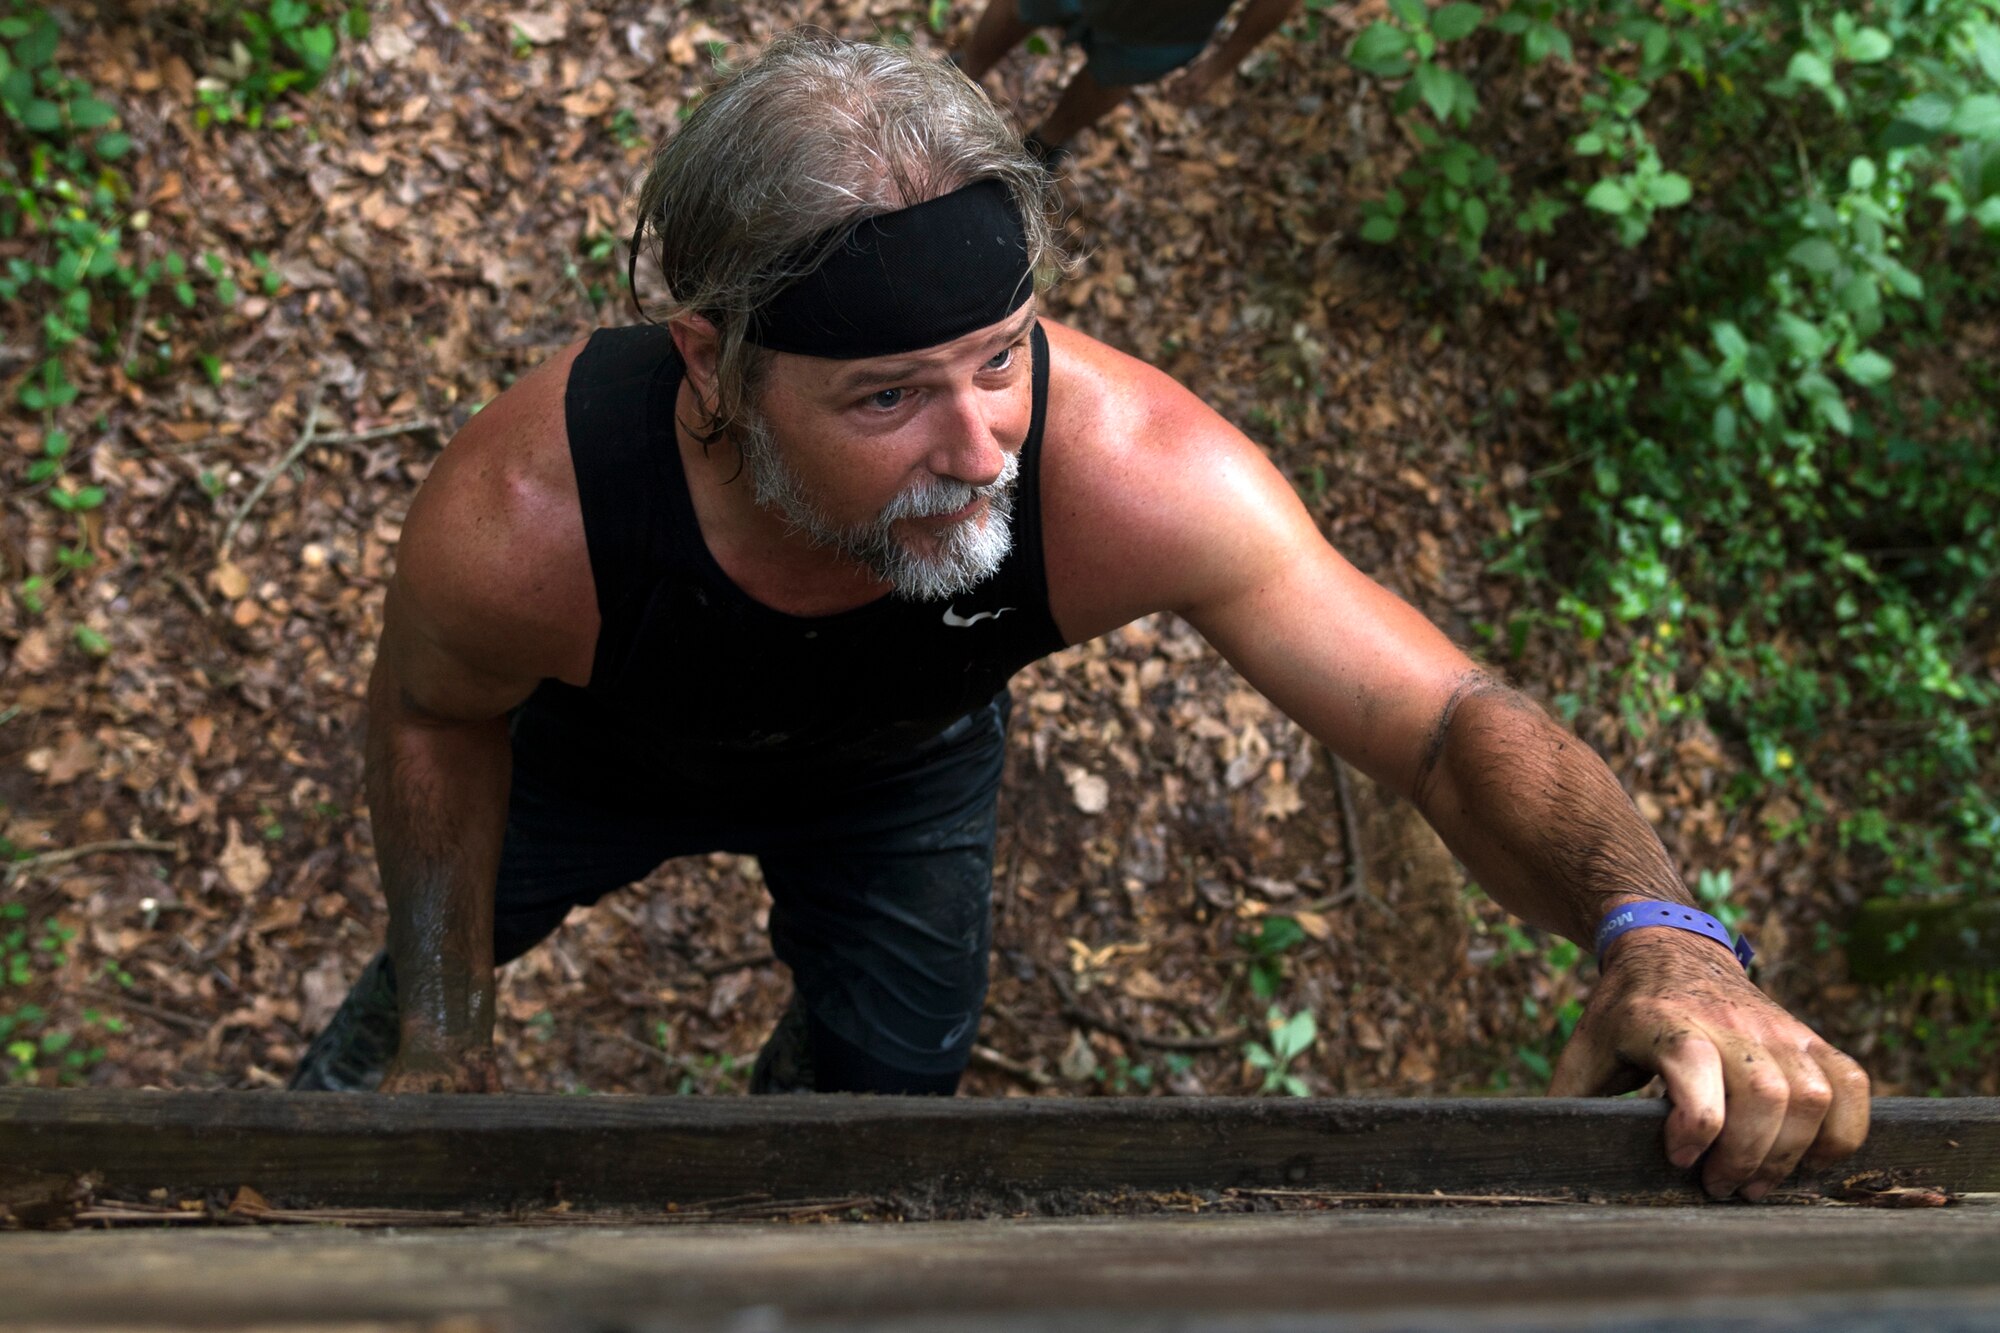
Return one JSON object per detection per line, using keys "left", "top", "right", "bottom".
{"left": 738, "top": 303, "right": 1038, "bottom": 602}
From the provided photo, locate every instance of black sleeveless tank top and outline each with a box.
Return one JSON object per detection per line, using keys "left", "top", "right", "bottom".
{"left": 507, "top": 322, "right": 1068, "bottom": 785}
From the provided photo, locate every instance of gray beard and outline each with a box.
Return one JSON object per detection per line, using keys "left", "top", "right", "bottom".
{"left": 736, "top": 412, "right": 1019, "bottom": 603}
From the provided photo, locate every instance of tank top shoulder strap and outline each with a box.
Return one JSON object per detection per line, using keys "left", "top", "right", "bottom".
{"left": 561, "top": 323, "right": 682, "bottom": 684}
{"left": 981, "top": 319, "right": 1060, "bottom": 644}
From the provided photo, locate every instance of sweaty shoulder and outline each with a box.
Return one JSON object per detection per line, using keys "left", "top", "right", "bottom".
{"left": 1037, "top": 319, "right": 1317, "bottom": 644}
{"left": 391, "top": 338, "right": 600, "bottom": 693}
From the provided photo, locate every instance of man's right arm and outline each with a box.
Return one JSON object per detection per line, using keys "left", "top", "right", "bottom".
{"left": 366, "top": 586, "right": 524, "bottom": 1092}
{"left": 362, "top": 343, "right": 597, "bottom": 1092}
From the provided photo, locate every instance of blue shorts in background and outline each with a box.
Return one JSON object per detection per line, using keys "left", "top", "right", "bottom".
{"left": 1016, "top": 0, "right": 1234, "bottom": 85}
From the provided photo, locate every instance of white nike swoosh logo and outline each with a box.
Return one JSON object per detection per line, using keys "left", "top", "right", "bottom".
{"left": 942, "top": 605, "right": 1015, "bottom": 627}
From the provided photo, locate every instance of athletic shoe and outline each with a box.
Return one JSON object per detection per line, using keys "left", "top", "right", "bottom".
{"left": 748, "top": 991, "right": 816, "bottom": 1094}
{"left": 287, "top": 950, "right": 400, "bottom": 1092}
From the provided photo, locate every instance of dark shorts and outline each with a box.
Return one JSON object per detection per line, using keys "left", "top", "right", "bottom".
{"left": 1016, "top": 0, "right": 1233, "bottom": 84}
{"left": 496, "top": 696, "right": 1009, "bottom": 1090}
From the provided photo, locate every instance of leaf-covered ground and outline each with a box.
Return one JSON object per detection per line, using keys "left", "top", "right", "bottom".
{"left": 2, "top": 0, "right": 1964, "bottom": 1098}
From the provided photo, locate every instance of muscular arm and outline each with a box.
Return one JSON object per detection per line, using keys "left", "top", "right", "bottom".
{"left": 364, "top": 342, "right": 596, "bottom": 1092}
{"left": 1400, "top": 675, "right": 1868, "bottom": 1196}
{"left": 365, "top": 583, "right": 527, "bottom": 1091}
{"left": 1411, "top": 674, "right": 1689, "bottom": 940}
{"left": 1040, "top": 320, "right": 1867, "bottom": 1194}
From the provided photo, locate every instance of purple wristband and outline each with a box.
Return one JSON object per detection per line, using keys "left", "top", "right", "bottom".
{"left": 1594, "top": 902, "right": 1754, "bottom": 969}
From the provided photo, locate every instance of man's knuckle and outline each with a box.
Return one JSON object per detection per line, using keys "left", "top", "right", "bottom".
{"left": 1741, "top": 1063, "right": 1789, "bottom": 1102}
{"left": 1827, "top": 1057, "right": 1872, "bottom": 1099}
{"left": 1792, "top": 1076, "right": 1833, "bottom": 1117}
{"left": 1650, "top": 1023, "right": 1701, "bottom": 1054}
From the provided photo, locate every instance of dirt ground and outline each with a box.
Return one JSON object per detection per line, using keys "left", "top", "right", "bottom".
{"left": 0, "top": 0, "right": 1933, "bottom": 1100}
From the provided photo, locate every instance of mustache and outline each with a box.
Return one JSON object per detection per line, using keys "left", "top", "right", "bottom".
{"left": 879, "top": 448, "right": 1022, "bottom": 522}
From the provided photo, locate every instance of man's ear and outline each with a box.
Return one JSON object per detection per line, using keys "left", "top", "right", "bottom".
{"left": 668, "top": 313, "right": 722, "bottom": 409}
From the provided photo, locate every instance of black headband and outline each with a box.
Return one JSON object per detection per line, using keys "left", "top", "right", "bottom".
{"left": 743, "top": 179, "right": 1034, "bottom": 359}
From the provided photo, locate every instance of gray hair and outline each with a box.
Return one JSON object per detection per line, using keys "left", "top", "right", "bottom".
{"left": 629, "top": 31, "right": 1067, "bottom": 441}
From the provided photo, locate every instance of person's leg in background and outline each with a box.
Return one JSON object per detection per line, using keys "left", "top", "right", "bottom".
{"left": 1029, "top": 60, "right": 1135, "bottom": 159}
{"left": 956, "top": 0, "right": 1040, "bottom": 80}
{"left": 954, "top": 0, "right": 1093, "bottom": 165}
{"left": 1019, "top": 0, "right": 1242, "bottom": 164}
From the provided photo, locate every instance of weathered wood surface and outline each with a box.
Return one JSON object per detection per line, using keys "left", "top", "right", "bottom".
{"left": 1849, "top": 894, "right": 2000, "bottom": 980}
{"left": 6, "top": 1207, "right": 2000, "bottom": 1332}
{"left": 4, "top": 1091, "right": 1996, "bottom": 1210}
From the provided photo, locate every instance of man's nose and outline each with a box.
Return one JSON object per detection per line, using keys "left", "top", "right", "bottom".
{"left": 927, "top": 389, "right": 1007, "bottom": 487}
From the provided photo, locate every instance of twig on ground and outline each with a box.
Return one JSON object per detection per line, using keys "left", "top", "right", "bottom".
{"left": 150, "top": 431, "right": 245, "bottom": 454}
{"left": 1228, "top": 1187, "right": 1571, "bottom": 1207}
{"left": 86, "top": 988, "right": 209, "bottom": 1036}
{"left": 968, "top": 1043, "right": 1054, "bottom": 1089}
{"left": 700, "top": 950, "right": 774, "bottom": 977}
{"left": 699, "top": 1195, "right": 880, "bottom": 1221}
{"left": 1333, "top": 754, "right": 1366, "bottom": 897}
{"left": 1046, "top": 965, "right": 1245, "bottom": 1052}
{"left": 165, "top": 569, "right": 213, "bottom": 618}
{"left": 218, "top": 378, "right": 330, "bottom": 556}
{"left": 609, "top": 1030, "right": 673, "bottom": 1067}
{"left": 1840, "top": 706, "right": 1999, "bottom": 733}
{"left": 315, "top": 419, "right": 442, "bottom": 449}
{"left": 120, "top": 232, "right": 156, "bottom": 371}
{"left": 1305, "top": 749, "right": 1396, "bottom": 921}
{"left": 2, "top": 839, "right": 180, "bottom": 887}
{"left": 563, "top": 262, "right": 600, "bottom": 318}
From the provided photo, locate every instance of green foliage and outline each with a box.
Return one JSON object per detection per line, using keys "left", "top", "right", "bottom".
{"left": 195, "top": 0, "right": 363, "bottom": 129}
{"left": 1351, "top": 2, "right": 1504, "bottom": 261}
{"left": 1092, "top": 1053, "right": 1160, "bottom": 1093}
{"left": 676, "top": 1049, "right": 749, "bottom": 1095}
{"left": 1239, "top": 913, "right": 1307, "bottom": 1001}
{"left": 3, "top": 4, "right": 244, "bottom": 637}
{"left": 1357, "top": 0, "right": 1998, "bottom": 914}
{"left": 1494, "top": 990, "right": 1583, "bottom": 1091}
{"left": 1, "top": 6, "right": 155, "bottom": 400}
{"left": 1461, "top": 888, "right": 1585, "bottom": 1090}
{"left": 1874, "top": 972, "right": 2000, "bottom": 1094}
{"left": 1244, "top": 1005, "right": 1317, "bottom": 1095}
{"left": 0, "top": 899, "right": 126, "bottom": 1086}
{"left": 607, "top": 107, "right": 647, "bottom": 152}
{"left": 1696, "top": 869, "right": 1747, "bottom": 935}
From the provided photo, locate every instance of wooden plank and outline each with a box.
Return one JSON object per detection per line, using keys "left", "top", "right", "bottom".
{"left": 7, "top": 1208, "right": 2000, "bottom": 1332}
{"left": 4, "top": 1091, "right": 1996, "bottom": 1211}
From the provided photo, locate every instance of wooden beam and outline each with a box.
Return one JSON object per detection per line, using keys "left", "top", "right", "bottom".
{"left": 3, "top": 1091, "right": 1995, "bottom": 1212}
{"left": 9, "top": 1208, "right": 2000, "bottom": 1332}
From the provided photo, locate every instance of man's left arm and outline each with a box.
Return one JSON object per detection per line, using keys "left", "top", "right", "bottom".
{"left": 1045, "top": 343, "right": 1868, "bottom": 1197}
{"left": 1200, "top": 556, "right": 1870, "bottom": 1200}
{"left": 1396, "top": 674, "right": 1870, "bottom": 1198}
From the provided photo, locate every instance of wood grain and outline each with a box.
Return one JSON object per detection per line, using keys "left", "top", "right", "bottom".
{"left": 3, "top": 1091, "right": 1995, "bottom": 1210}
{"left": 9, "top": 1208, "right": 2000, "bottom": 1332}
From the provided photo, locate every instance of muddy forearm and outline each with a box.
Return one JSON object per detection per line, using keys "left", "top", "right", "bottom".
{"left": 364, "top": 683, "right": 512, "bottom": 1058}
{"left": 1412, "top": 675, "right": 1694, "bottom": 945}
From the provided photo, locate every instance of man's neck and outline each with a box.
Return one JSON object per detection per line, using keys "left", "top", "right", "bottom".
{"left": 672, "top": 378, "right": 891, "bottom": 617}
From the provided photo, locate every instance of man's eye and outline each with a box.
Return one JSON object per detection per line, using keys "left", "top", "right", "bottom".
{"left": 985, "top": 346, "right": 1015, "bottom": 371}
{"left": 869, "top": 387, "right": 905, "bottom": 409}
